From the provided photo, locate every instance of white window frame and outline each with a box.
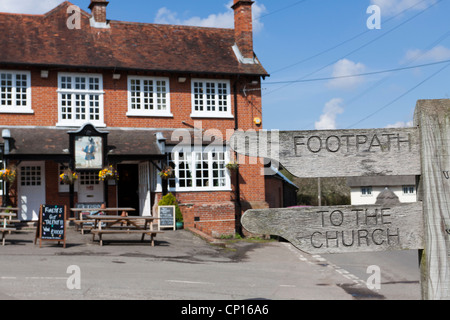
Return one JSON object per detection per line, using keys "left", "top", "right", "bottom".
{"left": 56, "top": 73, "right": 105, "bottom": 127}
{"left": 402, "top": 185, "right": 416, "bottom": 195}
{"left": 0, "top": 70, "right": 33, "bottom": 114}
{"left": 361, "top": 187, "right": 373, "bottom": 196}
{"left": 191, "top": 79, "right": 233, "bottom": 119}
{"left": 127, "top": 76, "right": 172, "bottom": 117}
{"left": 157, "top": 146, "right": 231, "bottom": 192}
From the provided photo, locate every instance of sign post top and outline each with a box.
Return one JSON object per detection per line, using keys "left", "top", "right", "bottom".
{"left": 230, "top": 127, "right": 421, "bottom": 178}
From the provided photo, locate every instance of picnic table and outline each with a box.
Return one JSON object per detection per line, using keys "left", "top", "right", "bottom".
{"left": 70, "top": 207, "right": 136, "bottom": 234}
{"left": 87, "top": 215, "right": 163, "bottom": 246}
{"left": 0, "top": 208, "right": 18, "bottom": 246}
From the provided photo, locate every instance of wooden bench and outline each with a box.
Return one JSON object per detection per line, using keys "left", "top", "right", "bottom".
{"left": 0, "top": 210, "right": 18, "bottom": 246}
{"left": 90, "top": 229, "right": 164, "bottom": 247}
{"left": 1, "top": 228, "right": 16, "bottom": 246}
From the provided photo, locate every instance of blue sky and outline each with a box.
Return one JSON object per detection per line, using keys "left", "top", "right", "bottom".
{"left": 1, "top": 0, "right": 450, "bottom": 131}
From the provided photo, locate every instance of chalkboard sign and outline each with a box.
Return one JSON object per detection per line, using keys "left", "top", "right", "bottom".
{"left": 158, "top": 206, "right": 175, "bottom": 231}
{"left": 35, "top": 205, "right": 67, "bottom": 248}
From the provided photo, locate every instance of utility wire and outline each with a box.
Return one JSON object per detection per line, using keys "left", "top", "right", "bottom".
{"left": 342, "top": 29, "right": 450, "bottom": 129}
{"left": 265, "top": 0, "right": 443, "bottom": 96}
{"left": 263, "top": 59, "right": 450, "bottom": 85}
{"left": 346, "top": 61, "right": 450, "bottom": 129}
{"left": 270, "top": 0, "right": 434, "bottom": 75}
{"left": 256, "top": 0, "right": 309, "bottom": 21}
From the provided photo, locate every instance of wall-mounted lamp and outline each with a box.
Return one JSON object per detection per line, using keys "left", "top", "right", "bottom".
{"left": 41, "top": 70, "right": 49, "bottom": 79}
{"left": 178, "top": 77, "right": 187, "bottom": 83}
{"left": 2, "top": 129, "right": 11, "bottom": 155}
{"left": 113, "top": 73, "right": 121, "bottom": 80}
{"left": 254, "top": 117, "right": 262, "bottom": 126}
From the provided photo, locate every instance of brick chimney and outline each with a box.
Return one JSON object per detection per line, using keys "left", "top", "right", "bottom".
{"left": 89, "top": 0, "right": 109, "bottom": 24}
{"left": 232, "top": 0, "right": 254, "bottom": 60}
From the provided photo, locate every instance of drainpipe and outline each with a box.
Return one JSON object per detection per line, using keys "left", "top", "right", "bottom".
{"left": 233, "top": 78, "right": 243, "bottom": 236}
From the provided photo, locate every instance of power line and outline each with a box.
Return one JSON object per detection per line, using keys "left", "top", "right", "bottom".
{"left": 270, "top": 0, "right": 434, "bottom": 75}
{"left": 256, "top": 0, "right": 309, "bottom": 21}
{"left": 263, "top": 59, "right": 450, "bottom": 85}
{"left": 346, "top": 61, "right": 450, "bottom": 129}
{"left": 265, "top": 0, "right": 443, "bottom": 96}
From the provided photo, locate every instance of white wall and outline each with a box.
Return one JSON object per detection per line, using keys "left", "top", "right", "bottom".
{"left": 350, "top": 186, "right": 417, "bottom": 205}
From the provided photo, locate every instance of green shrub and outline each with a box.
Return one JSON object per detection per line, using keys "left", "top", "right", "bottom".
{"left": 158, "top": 193, "right": 183, "bottom": 222}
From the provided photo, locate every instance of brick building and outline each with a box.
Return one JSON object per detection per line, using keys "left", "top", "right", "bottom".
{"left": 0, "top": 0, "right": 269, "bottom": 237}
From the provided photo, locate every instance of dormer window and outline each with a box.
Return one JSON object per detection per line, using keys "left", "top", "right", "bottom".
{"left": 56, "top": 73, "right": 105, "bottom": 127}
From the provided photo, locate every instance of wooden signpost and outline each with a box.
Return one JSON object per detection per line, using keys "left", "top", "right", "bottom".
{"left": 231, "top": 99, "right": 450, "bottom": 300}
{"left": 34, "top": 205, "right": 67, "bottom": 248}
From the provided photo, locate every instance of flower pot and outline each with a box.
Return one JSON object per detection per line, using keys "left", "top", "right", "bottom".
{"left": 176, "top": 222, "right": 184, "bottom": 230}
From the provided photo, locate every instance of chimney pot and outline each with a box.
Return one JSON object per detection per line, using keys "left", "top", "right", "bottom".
{"left": 89, "top": 0, "right": 109, "bottom": 24}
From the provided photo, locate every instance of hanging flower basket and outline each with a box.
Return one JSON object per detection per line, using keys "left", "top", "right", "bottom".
{"left": 98, "top": 166, "right": 119, "bottom": 181}
{"left": 59, "top": 169, "right": 78, "bottom": 185}
{"left": 225, "top": 161, "right": 240, "bottom": 171}
{"left": 158, "top": 166, "right": 174, "bottom": 180}
{"left": 0, "top": 166, "right": 17, "bottom": 183}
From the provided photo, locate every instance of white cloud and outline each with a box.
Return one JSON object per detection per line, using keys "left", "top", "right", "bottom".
{"left": 403, "top": 45, "right": 450, "bottom": 63}
{"left": 385, "top": 120, "right": 414, "bottom": 128}
{"left": 155, "top": 1, "right": 267, "bottom": 33}
{"left": 0, "top": 0, "right": 62, "bottom": 14}
{"left": 370, "top": 0, "right": 436, "bottom": 16}
{"left": 328, "top": 59, "right": 366, "bottom": 90}
{"left": 315, "top": 98, "right": 344, "bottom": 130}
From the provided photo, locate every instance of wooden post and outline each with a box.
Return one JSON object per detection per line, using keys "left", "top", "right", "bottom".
{"left": 414, "top": 99, "right": 450, "bottom": 300}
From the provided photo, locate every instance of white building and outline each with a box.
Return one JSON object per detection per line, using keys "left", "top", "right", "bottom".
{"left": 347, "top": 176, "right": 417, "bottom": 205}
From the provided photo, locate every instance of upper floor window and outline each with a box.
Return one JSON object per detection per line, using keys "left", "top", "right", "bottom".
{"left": 127, "top": 76, "right": 172, "bottom": 117}
{"left": 57, "top": 73, "right": 105, "bottom": 127}
{"left": 403, "top": 185, "right": 416, "bottom": 195}
{"left": 0, "top": 70, "right": 32, "bottom": 114}
{"left": 191, "top": 79, "right": 233, "bottom": 118}
{"left": 361, "top": 187, "right": 373, "bottom": 196}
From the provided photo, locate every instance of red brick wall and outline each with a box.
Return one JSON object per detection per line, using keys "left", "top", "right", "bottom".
{"left": 0, "top": 67, "right": 268, "bottom": 236}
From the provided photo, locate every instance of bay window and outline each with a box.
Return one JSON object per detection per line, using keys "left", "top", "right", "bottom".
{"left": 166, "top": 147, "right": 231, "bottom": 191}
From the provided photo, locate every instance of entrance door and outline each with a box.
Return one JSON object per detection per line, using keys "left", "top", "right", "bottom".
{"left": 18, "top": 162, "right": 46, "bottom": 221}
{"left": 77, "top": 171, "right": 104, "bottom": 204}
{"left": 139, "top": 162, "right": 151, "bottom": 217}
{"left": 118, "top": 164, "right": 139, "bottom": 216}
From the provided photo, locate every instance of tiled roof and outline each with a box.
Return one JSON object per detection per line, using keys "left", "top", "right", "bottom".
{"left": 0, "top": 126, "right": 225, "bottom": 157}
{"left": 0, "top": 127, "right": 164, "bottom": 157}
{"left": 0, "top": 1, "right": 268, "bottom": 77}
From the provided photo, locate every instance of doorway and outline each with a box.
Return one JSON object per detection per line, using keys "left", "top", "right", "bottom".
{"left": 117, "top": 164, "right": 140, "bottom": 216}
{"left": 18, "top": 161, "right": 46, "bottom": 221}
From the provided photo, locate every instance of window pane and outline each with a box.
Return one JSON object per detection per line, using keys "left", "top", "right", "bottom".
{"left": 129, "top": 77, "right": 169, "bottom": 113}
{"left": 58, "top": 74, "right": 103, "bottom": 124}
